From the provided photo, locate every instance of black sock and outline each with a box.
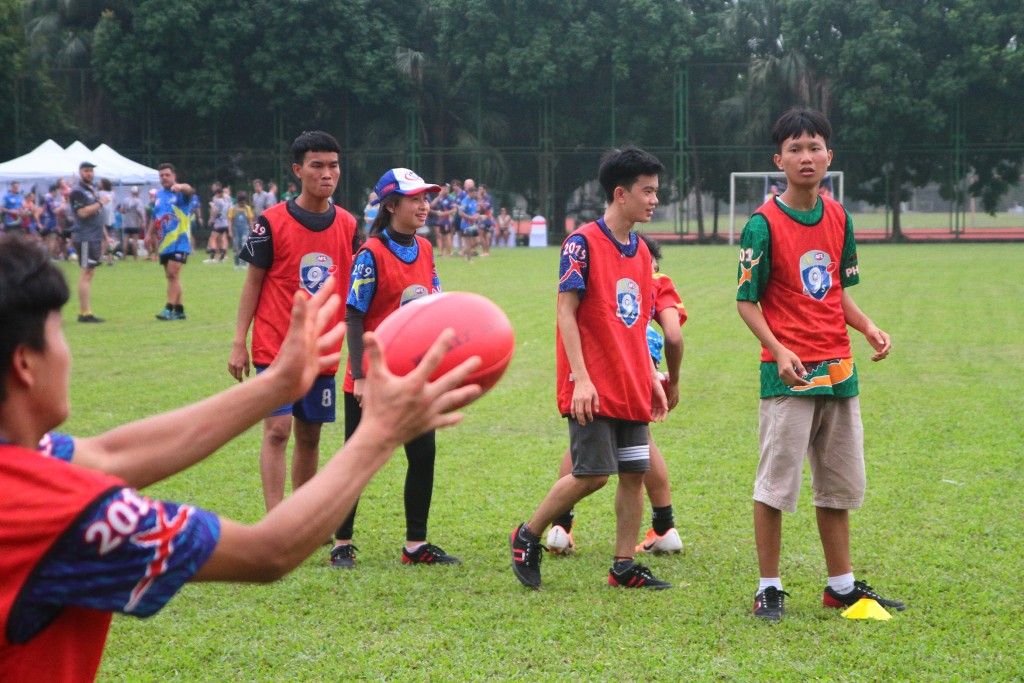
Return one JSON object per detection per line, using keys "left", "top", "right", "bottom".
{"left": 651, "top": 505, "right": 675, "bottom": 536}
{"left": 164, "top": 303, "right": 173, "bottom": 311}
{"left": 613, "top": 558, "right": 635, "bottom": 573}
{"left": 552, "top": 508, "right": 574, "bottom": 532}
{"left": 174, "top": 304, "right": 184, "bottom": 314}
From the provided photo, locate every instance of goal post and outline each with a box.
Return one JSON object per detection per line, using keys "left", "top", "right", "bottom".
{"left": 728, "top": 171, "right": 844, "bottom": 245}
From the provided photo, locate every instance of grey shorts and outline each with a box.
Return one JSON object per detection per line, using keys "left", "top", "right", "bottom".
{"left": 568, "top": 416, "right": 650, "bottom": 476}
{"left": 754, "top": 395, "right": 865, "bottom": 513}
{"left": 73, "top": 239, "right": 102, "bottom": 269}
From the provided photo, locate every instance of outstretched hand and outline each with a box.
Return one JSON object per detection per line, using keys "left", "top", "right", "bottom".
{"left": 356, "top": 329, "right": 483, "bottom": 450}
{"left": 267, "top": 278, "right": 344, "bottom": 402}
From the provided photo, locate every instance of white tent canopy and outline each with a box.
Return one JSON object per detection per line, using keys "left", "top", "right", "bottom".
{"left": 64, "top": 140, "right": 94, "bottom": 169}
{"left": 89, "top": 144, "right": 160, "bottom": 184}
{"left": 0, "top": 139, "right": 77, "bottom": 182}
{"left": 0, "top": 140, "right": 160, "bottom": 188}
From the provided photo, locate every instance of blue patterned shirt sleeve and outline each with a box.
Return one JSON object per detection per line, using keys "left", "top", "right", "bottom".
{"left": 347, "top": 249, "right": 378, "bottom": 313}
{"left": 14, "top": 488, "right": 220, "bottom": 637}
{"left": 558, "top": 234, "right": 589, "bottom": 293}
{"left": 38, "top": 432, "right": 76, "bottom": 462}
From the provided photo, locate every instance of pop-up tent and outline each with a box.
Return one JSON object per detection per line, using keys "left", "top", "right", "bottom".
{"left": 0, "top": 139, "right": 77, "bottom": 182}
{"left": 89, "top": 144, "right": 160, "bottom": 184}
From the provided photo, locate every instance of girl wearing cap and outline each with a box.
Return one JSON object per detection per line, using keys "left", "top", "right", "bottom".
{"left": 329, "top": 168, "right": 461, "bottom": 570}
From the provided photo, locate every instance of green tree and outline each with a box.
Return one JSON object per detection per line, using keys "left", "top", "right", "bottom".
{"left": 800, "top": 0, "right": 1024, "bottom": 238}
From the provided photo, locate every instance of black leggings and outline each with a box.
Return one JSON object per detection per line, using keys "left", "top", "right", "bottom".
{"left": 334, "top": 391, "right": 437, "bottom": 541}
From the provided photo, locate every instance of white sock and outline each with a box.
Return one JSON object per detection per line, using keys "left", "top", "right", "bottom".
{"left": 828, "top": 572, "right": 856, "bottom": 595}
{"left": 758, "top": 577, "right": 783, "bottom": 592}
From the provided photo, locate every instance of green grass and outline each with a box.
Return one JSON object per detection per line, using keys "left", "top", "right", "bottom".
{"left": 57, "top": 244, "right": 1023, "bottom": 682}
{"left": 645, "top": 210, "right": 1024, "bottom": 235}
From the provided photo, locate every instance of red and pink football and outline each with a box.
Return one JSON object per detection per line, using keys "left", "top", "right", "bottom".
{"left": 368, "top": 292, "right": 515, "bottom": 395}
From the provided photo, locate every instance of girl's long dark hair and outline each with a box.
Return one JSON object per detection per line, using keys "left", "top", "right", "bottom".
{"left": 368, "top": 196, "right": 399, "bottom": 241}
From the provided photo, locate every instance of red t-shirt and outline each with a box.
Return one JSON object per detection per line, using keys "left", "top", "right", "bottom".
{"left": 251, "top": 202, "right": 356, "bottom": 372}
{"left": 556, "top": 222, "right": 653, "bottom": 423}
{"left": 0, "top": 445, "right": 124, "bottom": 682}
{"left": 652, "top": 272, "right": 687, "bottom": 326}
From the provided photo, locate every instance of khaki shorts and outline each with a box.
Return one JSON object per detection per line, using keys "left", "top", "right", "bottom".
{"left": 754, "top": 395, "right": 865, "bottom": 512}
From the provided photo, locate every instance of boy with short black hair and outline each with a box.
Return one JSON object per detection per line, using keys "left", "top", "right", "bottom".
{"left": 736, "top": 107, "right": 904, "bottom": 621}
{"left": 229, "top": 130, "right": 359, "bottom": 512}
{"left": 0, "top": 233, "right": 481, "bottom": 681}
{"left": 511, "top": 146, "right": 671, "bottom": 591}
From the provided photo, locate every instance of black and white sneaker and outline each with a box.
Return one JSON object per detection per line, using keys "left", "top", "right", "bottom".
{"left": 329, "top": 543, "right": 358, "bottom": 569}
{"left": 402, "top": 543, "right": 461, "bottom": 565}
{"left": 823, "top": 580, "right": 906, "bottom": 611}
{"left": 510, "top": 523, "right": 543, "bottom": 589}
{"left": 753, "top": 586, "right": 789, "bottom": 621}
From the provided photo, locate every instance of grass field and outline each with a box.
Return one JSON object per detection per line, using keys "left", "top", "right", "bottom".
{"left": 56, "top": 243, "right": 1023, "bottom": 681}
{"left": 643, "top": 210, "right": 1024, "bottom": 237}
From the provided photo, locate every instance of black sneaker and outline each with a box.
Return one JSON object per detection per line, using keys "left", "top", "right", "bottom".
{"left": 823, "top": 580, "right": 906, "bottom": 611}
{"left": 510, "top": 523, "right": 543, "bottom": 589}
{"left": 77, "top": 314, "right": 105, "bottom": 323}
{"left": 753, "top": 586, "right": 789, "bottom": 621}
{"left": 329, "top": 543, "right": 357, "bottom": 569}
{"left": 402, "top": 543, "right": 461, "bottom": 565}
{"left": 607, "top": 562, "right": 673, "bottom": 589}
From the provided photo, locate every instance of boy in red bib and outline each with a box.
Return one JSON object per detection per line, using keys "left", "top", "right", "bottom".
{"left": 229, "top": 131, "right": 359, "bottom": 512}
{"left": 736, "top": 108, "right": 904, "bottom": 621}
{"left": 511, "top": 147, "right": 671, "bottom": 591}
{"left": 0, "top": 234, "right": 481, "bottom": 682}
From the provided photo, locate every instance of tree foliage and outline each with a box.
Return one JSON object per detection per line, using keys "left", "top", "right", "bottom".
{"left": 3, "top": 0, "right": 1022, "bottom": 234}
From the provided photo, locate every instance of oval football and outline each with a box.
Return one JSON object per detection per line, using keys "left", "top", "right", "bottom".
{"left": 370, "top": 292, "right": 515, "bottom": 393}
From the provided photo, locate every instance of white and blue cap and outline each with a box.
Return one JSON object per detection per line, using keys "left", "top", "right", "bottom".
{"left": 371, "top": 168, "right": 441, "bottom": 205}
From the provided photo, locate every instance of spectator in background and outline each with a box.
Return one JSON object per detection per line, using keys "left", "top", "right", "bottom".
{"left": 496, "top": 207, "right": 513, "bottom": 248}
{"left": 267, "top": 182, "right": 279, "bottom": 205}
{"left": 361, "top": 191, "right": 378, "bottom": 246}
{"left": 283, "top": 181, "right": 299, "bottom": 201}
{"left": 477, "top": 184, "right": 493, "bottom": 256}
{"left": 69, "top": 161, "right": 111, "bottom": 322}
{"left": 457, "top": 183, "right": 479, "bottom": 262}
{"left": 252, "top": 179, "right": 274, "bottom": 219}
{"left": 97, "top": 179, "right": 117, "bottom": 265}
{"left": 2, "top": 181, "right": 26, "bottom": 233}
{"left": 119, "top": 186, "right": 147, "bottom": 260}
{"left": 430, "top": 184, "right": 456, "bottom": 258}
{"left": 40, "top": 184, "right": 61, "bottom": 258}
{"left": 207, "top": 185, "right": 230, "bottom": 263}
{"left": 227, "top": 190, "right": 253, "bottom": 269}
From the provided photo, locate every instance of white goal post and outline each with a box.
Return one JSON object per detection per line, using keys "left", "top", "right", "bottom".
{"left": 728, "top": 171, "right": 844, "bottom": 245}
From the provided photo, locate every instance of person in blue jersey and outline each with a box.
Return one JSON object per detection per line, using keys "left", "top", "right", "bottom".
{"left": 0, "top": 233, "right": 481, "bottom": 682}
{"left": 2, "top": 181, "right": 27, "bottom": 233}
{"left": 145, "top": 163, "right": 195, "bottom": 321}
{"left": 457, "top": 183, "right": 479, "bottom": 262}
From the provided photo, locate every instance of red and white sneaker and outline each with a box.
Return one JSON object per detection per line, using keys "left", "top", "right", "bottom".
{"left": 635, "top": 527, "right": 684, "bottom": 555}
{"left": 545, "top": 524, "right": 576, "bottom": 555}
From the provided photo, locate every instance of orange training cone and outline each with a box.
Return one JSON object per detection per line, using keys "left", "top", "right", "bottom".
{"left": 841, "top": 598, "right": 892, "bottom": 620}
